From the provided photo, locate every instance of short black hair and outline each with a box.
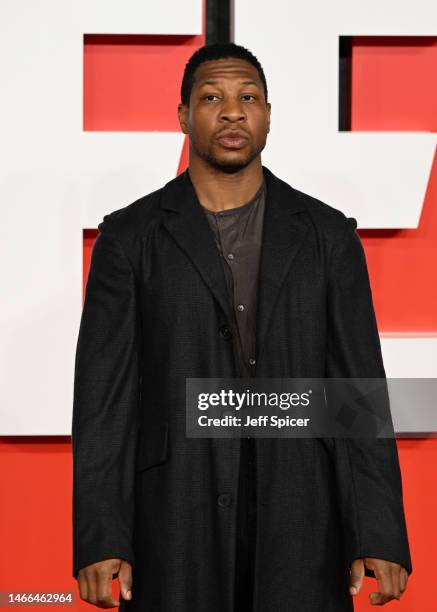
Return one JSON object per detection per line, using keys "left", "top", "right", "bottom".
{"left": 180, "top": 42, "right": 268, "bottom": 106}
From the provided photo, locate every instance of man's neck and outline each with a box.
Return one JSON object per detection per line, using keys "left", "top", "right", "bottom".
{"left": 187, "top": 158, "right": 264, "bottom": 213}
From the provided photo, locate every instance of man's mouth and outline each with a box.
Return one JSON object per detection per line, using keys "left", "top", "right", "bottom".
{"left": 216, "top": 131, "right": 249, "bottom": 149}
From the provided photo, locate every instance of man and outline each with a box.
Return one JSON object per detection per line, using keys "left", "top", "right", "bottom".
{"left": 72, "top": 43, "right": 412, "bottom": 610}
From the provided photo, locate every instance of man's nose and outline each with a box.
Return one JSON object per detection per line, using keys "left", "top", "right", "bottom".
{"left": 220, "top": 100, "right": 246, "bottom": 122}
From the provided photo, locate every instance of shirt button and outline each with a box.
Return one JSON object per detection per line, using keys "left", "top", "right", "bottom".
{"left": 236, "top": 304, "right": 245, "bottom": 312}
{"left": 249, "top": 358, "right": 256, "bottom": 365}
{"left": 217, "top": 493, "right": 232, "bottom": 507}
{"left": 219, "top": 324, "right": 232, "bottom": 340}
{"left": 227, "top": 253, "right": 235, "bottom": 260}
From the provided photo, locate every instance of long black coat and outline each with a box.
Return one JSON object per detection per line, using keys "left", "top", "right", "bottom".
{"left": 72, "top": 165, "right": 412, "bottom": 611}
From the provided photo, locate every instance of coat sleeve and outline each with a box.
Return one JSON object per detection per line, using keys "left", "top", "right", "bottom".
{"left": 325, "top": 216, "right": 412, "bottom": 578}
{"left": 71, "top": 218, "right": 142, "bottom": 580}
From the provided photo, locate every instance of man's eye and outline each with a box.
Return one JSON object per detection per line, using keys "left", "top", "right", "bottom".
{"left": 242, "top": 95, "right": 256, "bottom": 101}
{"left": 204, "top": 95, "right": 219, "bottom": 101}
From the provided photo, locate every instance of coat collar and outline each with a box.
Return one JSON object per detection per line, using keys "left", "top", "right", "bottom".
{"left": 160, "top": 165, "right": 310, "bottom": 365}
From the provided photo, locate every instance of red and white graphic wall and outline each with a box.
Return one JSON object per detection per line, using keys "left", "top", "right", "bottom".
{"left": 0, "top": 0, "right": 436, "bottom": 609}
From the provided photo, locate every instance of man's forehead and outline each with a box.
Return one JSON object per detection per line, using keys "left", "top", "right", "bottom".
{"left": 193, "top": 59, "right": 260, "bottom": 85}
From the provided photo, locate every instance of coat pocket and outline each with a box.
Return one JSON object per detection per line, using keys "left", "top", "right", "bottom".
{"left": 135, "top": 421, "right": 169, "bottom": 472}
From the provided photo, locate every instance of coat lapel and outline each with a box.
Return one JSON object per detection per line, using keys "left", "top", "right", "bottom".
{"left": 255, "top": 166, "right": 310, "bottom": 363}
{"left": 160, "top": 165, "right": 310, "bottom": 366}
{"left": 160, "top": 169, "right": 233, "bottom": 323}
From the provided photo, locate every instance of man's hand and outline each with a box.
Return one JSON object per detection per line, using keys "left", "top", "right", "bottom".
{"left": 78, "top": 558, "right": 132, "bottom": 608}
{"left": 349, "top": 557, "right": 409, "bottom": 605}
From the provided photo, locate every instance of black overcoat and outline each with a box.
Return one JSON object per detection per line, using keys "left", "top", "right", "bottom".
{"left": 72, "top": 165, "right": 412, "bottom": 611}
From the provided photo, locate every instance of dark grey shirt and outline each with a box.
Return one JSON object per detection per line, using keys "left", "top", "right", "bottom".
{"left": 199, "top": 179, "right": 266, "bottom": 378}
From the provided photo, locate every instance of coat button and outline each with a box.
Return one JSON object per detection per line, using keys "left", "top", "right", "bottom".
{"left": 217, "top": 493, "right": 232, "bottom": 507}
{"left": 219, "top": 324, "right": 232, "bottom": 340}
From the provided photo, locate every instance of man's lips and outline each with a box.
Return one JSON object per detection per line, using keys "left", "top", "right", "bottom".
{"left": 216, "top": 131, "right": 249, "bottom": 149}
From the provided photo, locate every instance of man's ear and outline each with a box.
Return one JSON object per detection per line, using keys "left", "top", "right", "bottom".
{"left": 267, "top": 102, "right": 271, "bottom": 133}
{"left": 178, "top": 103, "right": 189, "bottom": 135}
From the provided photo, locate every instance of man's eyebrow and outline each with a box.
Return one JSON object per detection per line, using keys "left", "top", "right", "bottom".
{"left": 240, "top": 80, "right": 260, "bottom": 87}
{"left": 197, "top": 79, "right": 261, "bottom": 87}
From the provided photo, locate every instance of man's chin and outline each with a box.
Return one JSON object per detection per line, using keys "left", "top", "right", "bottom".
{"left": 207, "top": 153, "right": 255, "bottom": 174}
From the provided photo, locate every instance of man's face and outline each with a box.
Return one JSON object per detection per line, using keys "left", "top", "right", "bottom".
{"left": 178, "top": 58, "right": 271, "bottom": 173}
